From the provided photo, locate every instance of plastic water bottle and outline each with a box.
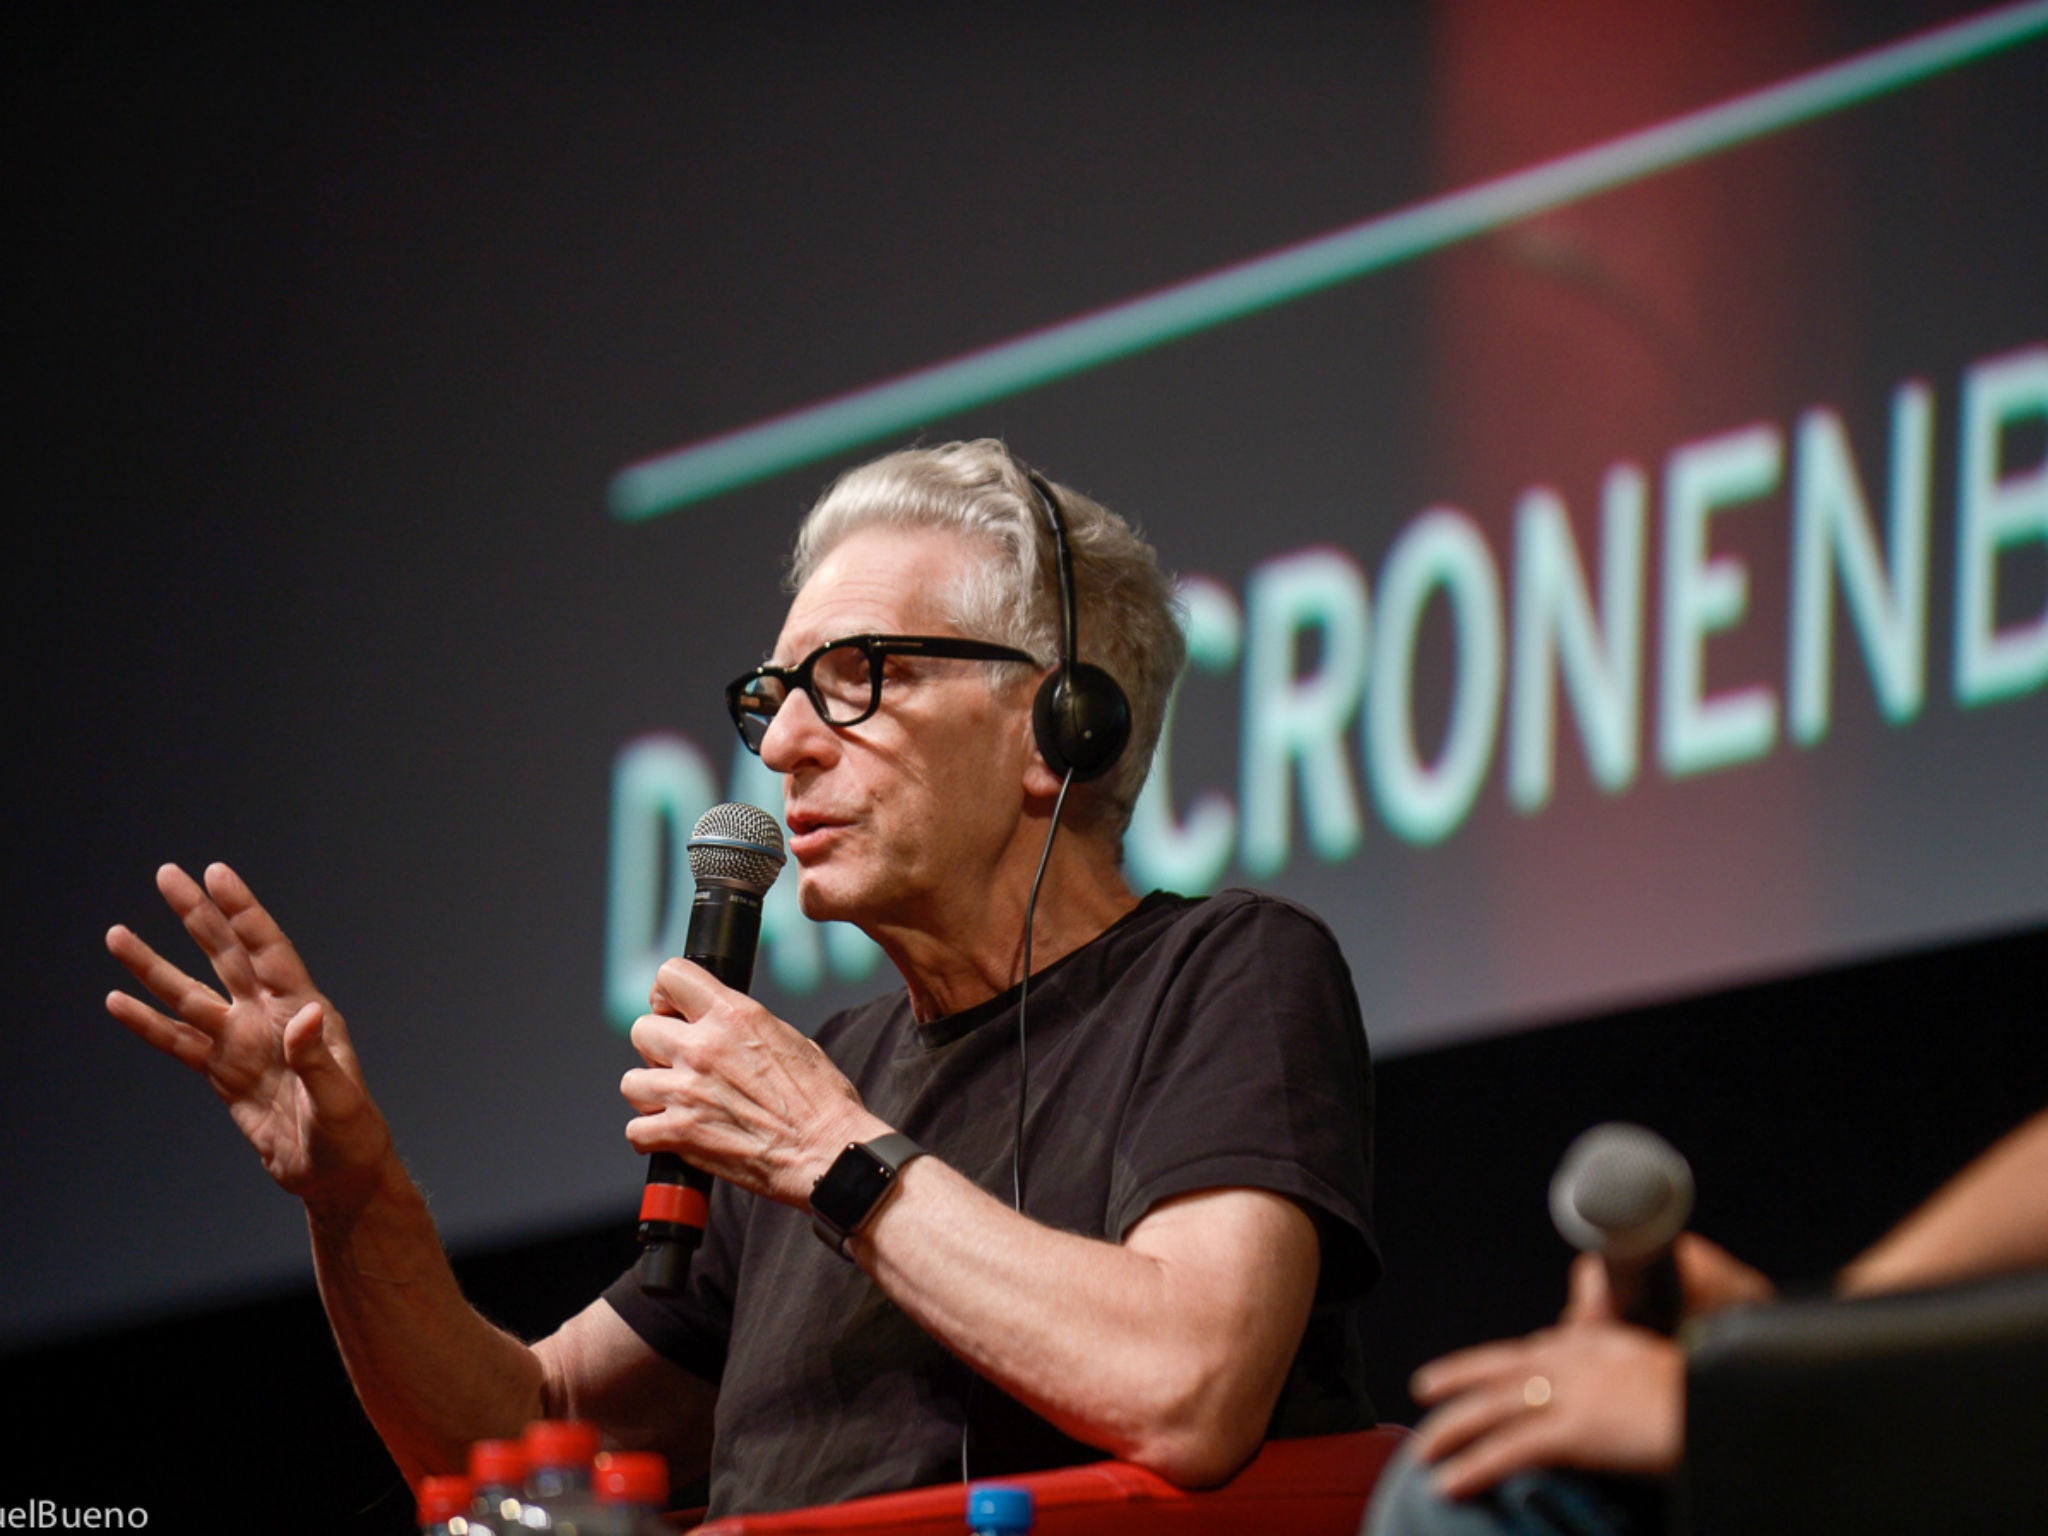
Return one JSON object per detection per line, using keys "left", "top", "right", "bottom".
{"left": 467, "top": 1437, "right": 529, "bottom": 1532}
{"left": 416, "top": 1474, "right": 474, "bottom": 1535}
{"left": 521, "top": 1419, "right": 604, "bottom": 1531}
{"left": 967, "top": 1482, "right": 1034, "bottom": 1536}
{"left": 594, "top": 1451, "right": 671, "bottom": 1536}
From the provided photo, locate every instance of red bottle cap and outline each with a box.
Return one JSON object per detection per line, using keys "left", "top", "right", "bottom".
{"left": 523, "top": 1418, "right": 601, "bottom": 1471}
{"left": 595, "top": 1450, "right": 670, "bottom": 1505}
{"left": 468, "top": 1437, "right": 529, "bottom": 1488}
{"left": 416, "top": 1474, "right": 474, "bottom": 1526}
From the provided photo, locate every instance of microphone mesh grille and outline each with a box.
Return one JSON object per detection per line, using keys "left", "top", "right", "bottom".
{"left": 1573, "top": 1145, "right": 1678, "bottom": 1231}
{"left": 1549, "top": 1122, "right": 1694, "bottom": 1259}
{"left": 687, "top": 802, "right": 787, "bottom": 893}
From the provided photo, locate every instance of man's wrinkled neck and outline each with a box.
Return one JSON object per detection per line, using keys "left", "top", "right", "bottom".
{"left": 868, "top": 834, "right": 1139, "bottom": 1024}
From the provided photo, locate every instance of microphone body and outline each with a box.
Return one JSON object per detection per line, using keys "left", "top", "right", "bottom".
{"left": 1603, "top": 1241, "right": 1685, "bottom": 1336}
{"left": 637, "top": 803, "right": 785, "bottom": 1296}
{"left": 1549, "top": 1122, "right": 1695, "bottom": 1334}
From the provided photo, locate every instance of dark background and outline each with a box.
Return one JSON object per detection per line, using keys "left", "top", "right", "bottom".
{"left": 7, "top": 2, "right": 2043, "bottom": 1528}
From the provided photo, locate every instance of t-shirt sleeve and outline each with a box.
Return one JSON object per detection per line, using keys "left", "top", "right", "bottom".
{"left": 1106, "top": 893, "right": 1379, "bottom": 1295}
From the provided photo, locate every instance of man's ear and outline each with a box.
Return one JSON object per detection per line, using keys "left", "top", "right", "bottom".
{"left": 1022, "top": 747, "right": 1067, "bottom": 801}
{"left": 1019, "top": 676, "right": 1067, "bottom": 799}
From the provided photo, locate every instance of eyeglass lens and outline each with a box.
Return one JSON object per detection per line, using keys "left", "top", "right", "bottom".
{"left": 733, "top": 640, "right": 880, "bottom": 749}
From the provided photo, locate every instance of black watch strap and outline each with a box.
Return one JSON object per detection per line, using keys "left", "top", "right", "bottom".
{"left": 810, "top": 1133, "right": 924, "bottom": 1258}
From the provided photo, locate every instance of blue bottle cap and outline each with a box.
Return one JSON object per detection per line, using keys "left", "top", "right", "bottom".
{"left": 966, "top": 1482, "right": 1034, "bottom": 1533}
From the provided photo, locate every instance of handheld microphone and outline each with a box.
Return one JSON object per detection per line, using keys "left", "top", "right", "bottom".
{"left": 1549, "top": 1122, "right": 1694, "bottom": 1334}
{"left": 636, "top": 801, "right": 786, "bottom": 1296}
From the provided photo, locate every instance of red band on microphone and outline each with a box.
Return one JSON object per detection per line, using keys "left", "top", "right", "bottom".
{"left": 639, "top": 1183, "right": 710, "bottom": 1227}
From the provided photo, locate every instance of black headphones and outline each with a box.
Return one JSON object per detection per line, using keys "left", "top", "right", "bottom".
{"left": 1021, "top": 467, "right": 1132, "bottom": 782}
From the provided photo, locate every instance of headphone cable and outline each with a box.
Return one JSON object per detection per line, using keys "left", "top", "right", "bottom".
{"left": 1013, "top": 764, "right": 1073, "bottom": 1212}
{"left": 961, "top": 762, "right": 1075, "bottom": 1486}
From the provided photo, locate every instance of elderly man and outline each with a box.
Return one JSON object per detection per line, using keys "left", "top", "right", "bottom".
{"left": 106, "top": 441, "right": 1378, "bottom": 1517}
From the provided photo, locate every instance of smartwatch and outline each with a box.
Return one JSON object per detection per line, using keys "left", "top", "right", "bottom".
{"left": 810, "top": 1132, "right": 924, "bottom": 1258}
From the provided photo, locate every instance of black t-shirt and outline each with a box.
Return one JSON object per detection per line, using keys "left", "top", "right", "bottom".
{"left": 604, "top": 889, "right": 1378, "bottom": 1516}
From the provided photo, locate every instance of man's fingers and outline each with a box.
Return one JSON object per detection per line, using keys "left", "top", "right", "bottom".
{"left": 106, "top": 922, "right": 229, "bottom": 1025}
{"left": 282, "top": 1002, "right": 356, "bottom": 1114}
{"left": 620, "top": 1062, "right": 690, "bottom": 1116}
{"left": 204, "top": 862, "right": 312, "bottom": 986}
{"left": 1429, "top": 1412, "right": 1562, "bottom": 1502}
{"left": 156, "top": 863, "right": 261, "bottom": 998}
{"left": 1562, "top": 1252, "right": 1617, "bottom": 1325}
{"left": 1413, "top": 1378, "right": 1528, "bottom": 1463}
{"left": 105, "top": 987, "right": 217, "bottom": 1070}
{"left": 631, "top": 1010, "right": 704, "bottom": 1070}
{"left": 1411, "top": 1338, "right": 1540, "bottom": 1405}
{"left": 650, "top": 956, "right": 729, "bottom": 1020}
{"left": 1671, "top": 1232, "right": 1776, "bottom": 1314}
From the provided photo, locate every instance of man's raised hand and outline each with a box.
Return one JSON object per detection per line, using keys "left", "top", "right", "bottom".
{"left": 106, "top": 862, "right": 392, "bottom": 1216}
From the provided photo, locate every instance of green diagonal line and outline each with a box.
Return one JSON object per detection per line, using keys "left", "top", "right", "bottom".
{"left": 610, "top": 1, "right": 2048, "bottom": 521}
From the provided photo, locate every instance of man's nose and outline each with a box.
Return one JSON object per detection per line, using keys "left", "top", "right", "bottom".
{"left": 759, "top": 686, "right": 837, "bottom": 772}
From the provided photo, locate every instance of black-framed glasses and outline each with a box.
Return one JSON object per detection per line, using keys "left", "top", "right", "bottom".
{"left": 725, "top": 633, "right": 1040, "bottom": 754}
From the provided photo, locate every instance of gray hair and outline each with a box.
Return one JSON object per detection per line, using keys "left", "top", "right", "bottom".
{"left": 790, "top": 440, "right": 1186, "bottom": 842}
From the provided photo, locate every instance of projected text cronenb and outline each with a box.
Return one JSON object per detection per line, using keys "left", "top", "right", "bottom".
{"left": 1138, "top": 344, "right": 2046, "bottom": 889}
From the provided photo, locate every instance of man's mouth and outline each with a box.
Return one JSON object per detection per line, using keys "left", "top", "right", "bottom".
{"left": 784, "top": 811, "right": 849, "bottom": 860}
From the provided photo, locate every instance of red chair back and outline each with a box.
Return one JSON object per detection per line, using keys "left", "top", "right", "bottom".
{"left": 692, "top": 1426, "right": 1411, "bottom": 1536}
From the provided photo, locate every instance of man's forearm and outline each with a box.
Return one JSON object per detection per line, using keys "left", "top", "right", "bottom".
{"left": 849, "top": 1156, "right": 1319, "bottom": 1487}
{"left": 307, "top": 1150, "right": 551, "bottom": 1484}
{"left": 1839, "top": 1108, "right": 2048, "bottom": 1297}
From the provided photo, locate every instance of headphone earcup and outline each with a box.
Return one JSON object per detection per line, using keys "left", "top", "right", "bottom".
{"left": 1032, "top": 662, "right": 1131, "bottom": 782}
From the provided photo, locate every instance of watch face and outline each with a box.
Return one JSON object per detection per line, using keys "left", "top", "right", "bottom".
{"left": 813, "top": 1143, "right": 894, "bottom": 1234}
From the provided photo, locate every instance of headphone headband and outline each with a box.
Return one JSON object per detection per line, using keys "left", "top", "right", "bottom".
{"left": 1018, "top": 463, "right": 1131, "bottom": 783}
